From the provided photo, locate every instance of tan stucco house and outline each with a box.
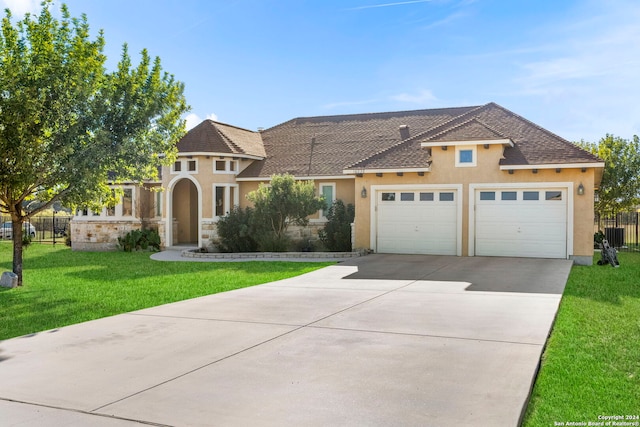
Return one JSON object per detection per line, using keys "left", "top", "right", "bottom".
{"left": 71, "top": 102, "right": 604, "bottom": 264}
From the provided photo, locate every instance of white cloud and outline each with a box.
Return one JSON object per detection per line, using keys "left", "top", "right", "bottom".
{"left": 185, "top": 112, "right": 218, "bottom": 130}
{"left": 391, "top": 89, "right": 437, "bottom": 104}
{"left": 347, "top": 0, "right": 434, "bottom": 11}
{"left": 0, "top": 0, "right": 40, "bottom": 17}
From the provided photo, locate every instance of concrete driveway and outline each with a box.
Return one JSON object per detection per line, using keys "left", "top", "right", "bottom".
{"left": 0, "top": 255, "right": 572, "bottom": 426}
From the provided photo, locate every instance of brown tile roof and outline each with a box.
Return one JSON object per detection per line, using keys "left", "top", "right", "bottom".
{"left": 344, "top": 102, "right": 602, "bottom": 171}
{"left": 177, "top": 120, "right": 266, "bottom": 158}
{"left": 238, "top": 106, "right": 478, "bottom": 178}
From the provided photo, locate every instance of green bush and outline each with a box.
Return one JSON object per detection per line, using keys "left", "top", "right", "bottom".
{"left": 215, "top": 206, "right": 258, "bottom": 252}
{"left": 319, "top": 200, "right": 355, "bottom": 252}
{"left": 117, "top": 229, "right": 161, "bottom": 252}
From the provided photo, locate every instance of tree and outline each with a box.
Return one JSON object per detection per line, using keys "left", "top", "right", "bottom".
{"left": 0, "top": 2, "right": 189, "bottom": 285}
{"left": 247, "top": 174, "right": 326, "bottom": 251}
{"left": 319, "top": 200, "right": 355, "bottom": 252}
{"left": 578, "top": 135, "right": 640, "bottom": 218}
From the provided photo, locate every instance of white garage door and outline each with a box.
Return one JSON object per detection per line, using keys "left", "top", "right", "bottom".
{"left": 475, "top": 188, "right": 567, "bottom": 258}
{"left": 376, "top": 189, "right": 458, "bottom": 255}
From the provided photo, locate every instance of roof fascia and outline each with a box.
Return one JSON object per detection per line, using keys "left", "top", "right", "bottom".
{"left": 499, "top": 163, "right": 605, "bottom": 170}
{"left": 236, "top": 175, "right": 355, "bottom": 182}
{"left": 176, "top": 152, "right": 264, "bottom": 161}
{"left": 421, "top": 138, "right": 514, "bottom": 148}
{"left": 343, "top": 167, "right": 432, "bottom": 175}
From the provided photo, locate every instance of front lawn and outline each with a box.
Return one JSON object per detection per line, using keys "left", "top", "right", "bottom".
{"left": 0, "top": 243, "right": 332, "bottom": 340}
{"left": 523, "top": 252, "right": 640, "bottom": 425}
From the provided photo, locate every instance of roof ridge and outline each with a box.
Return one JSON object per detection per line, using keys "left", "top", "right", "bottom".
{"left": 344, "top": 103, "right": 490, "bottom": 170}
{"left": 262, "top": 105, "right": 482, "bottom": 132}
{"left": 486, "top": 102, "right": 601, "bottom": 161}
{"left": 208, "top": 119, "right": 258, "bottom": 134}
{"left": 424, "top": 116, "right": 509, "bottom": 141}
{"left": 213, "top": 124, "right": 245, "bottom": 154}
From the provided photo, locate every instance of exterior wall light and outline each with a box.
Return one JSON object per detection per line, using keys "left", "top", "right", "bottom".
{"left": 577, "top": 183, "right": 585, "bottom": 196}
{"left": 361, "top": 186, "right": 367, "bottom": 198}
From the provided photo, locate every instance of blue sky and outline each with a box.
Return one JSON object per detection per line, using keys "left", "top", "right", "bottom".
{"left": 3, "top": 0, "right": 639, "bottom": 142}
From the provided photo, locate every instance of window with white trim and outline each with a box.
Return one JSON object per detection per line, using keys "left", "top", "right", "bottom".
{"left": 155, "top": 191, "right": 163, "bottom": 217}
{"left": 214, "top": 184, "right": 239, "bottom": 218}
{"left": 455, "top": 145, "right": 477, "bottom": 167}
{"left": 319, "top": 183, "right": 336, "bottom": 219}
{"left": 213, "top": 159, "right": 238, "bottom": 174}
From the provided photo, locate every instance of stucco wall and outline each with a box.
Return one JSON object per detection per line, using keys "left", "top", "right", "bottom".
{"left": 353, "top": 144, "right": 597, "bottom": 259}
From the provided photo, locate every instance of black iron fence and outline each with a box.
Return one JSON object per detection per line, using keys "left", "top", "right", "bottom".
{"left": 0, "top": 214, "right": 72, "bottom": 244}
{"left": 595, "top": 211, "right": 640, "bottom": 252}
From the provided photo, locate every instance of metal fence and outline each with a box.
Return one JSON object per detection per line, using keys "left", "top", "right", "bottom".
{"left": 594, "top": 211, "right": 640, "bottom": 252}
{"left": 0, "top": 214, "right": 72, "bottom": 244}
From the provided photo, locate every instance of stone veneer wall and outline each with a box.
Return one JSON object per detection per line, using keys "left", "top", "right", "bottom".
{"left": 71, "top": 220, "right": 141, "bottom": 251}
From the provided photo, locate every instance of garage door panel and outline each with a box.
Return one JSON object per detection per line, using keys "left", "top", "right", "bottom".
{"left": 475, "top": 188, "right": 567, "bottom": 259}
{"left": 376, "top": 189, "right": 458, "bottom": 255}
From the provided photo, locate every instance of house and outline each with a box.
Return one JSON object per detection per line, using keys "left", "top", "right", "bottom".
{"left": 71, "top": 102, "right": 604, "bottom": 264}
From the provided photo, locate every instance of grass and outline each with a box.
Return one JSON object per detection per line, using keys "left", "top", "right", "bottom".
{"left": 523, "top": 251, "right": 640, "bottom": 425}
{"left": 0, "top": 243, "right": 332, "bottom": 340}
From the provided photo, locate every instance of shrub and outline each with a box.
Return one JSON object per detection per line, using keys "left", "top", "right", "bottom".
{"left": 216, "top": 206, "right": 258, "bottom": 252}
{"left": 319, "top": 200, "right": 355, "bottom": 252}
{"left": 247, "top": 174, "right": 325, "bottom": 252}
{"left": 117, "top": 229, "right": 161, "bottom": 252}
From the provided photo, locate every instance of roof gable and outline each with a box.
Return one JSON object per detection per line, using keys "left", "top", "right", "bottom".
{"left": 177, "top": 120, "right": 266, "bottom": 158}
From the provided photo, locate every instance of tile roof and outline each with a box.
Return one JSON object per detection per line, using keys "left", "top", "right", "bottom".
{"left": 183, "top": 103, "right": 602, "bottom": 178}
{"left": 177, "top": 120, "right": 266, "bottom": 158}
{"left": 344, "top": 102, "right": 602, "bottom": 171}
{"left": 238, "top": 106, "right": 477, "bottom": 178}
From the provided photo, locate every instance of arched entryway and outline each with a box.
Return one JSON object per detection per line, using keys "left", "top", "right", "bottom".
{"left": 169, "top": 177, "right": 200, "bottom": 246}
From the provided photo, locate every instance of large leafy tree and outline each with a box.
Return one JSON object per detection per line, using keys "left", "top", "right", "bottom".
{"left": 0, "top": 2, "right": 189, "bottom": 285}
{"left": 578, "top": 134, "right": 640, "bottom": 217}
{"left": 247, "top": 174, "right": 326, "bottom": 251}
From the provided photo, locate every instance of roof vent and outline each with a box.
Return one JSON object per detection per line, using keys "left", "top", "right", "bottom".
{"left": 399, "top": 125, "right": 410, "bottom": 140}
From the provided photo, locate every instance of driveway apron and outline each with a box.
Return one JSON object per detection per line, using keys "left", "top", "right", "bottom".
{"left": 0, "top": 254, "right": 572, "bottom": 427}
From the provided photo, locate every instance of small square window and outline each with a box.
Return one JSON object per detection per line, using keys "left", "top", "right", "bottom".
{"left": 501, "top": 191, "right": 517, "bottom": 201}
{"left": 215, "top": 160, "right": 226, "bottom": 171}
{"left": 419, "top": 192, "right": 434, "bottom": 201}
{"left": 187, "top": 160, "right": 197, "bottom": 171}
{"left": 173, "top": 161, "right": 182, "bottom": 172}
{"left": 523, "top": 191, "right": 539, "bottom": 201}
{"left": 480, "top": 191, "right": 495, "bottom": 201}
{"left": 439, "top": 192, "right": 454, "bottom": 201}
{"left": 381, "top": 192, "right": 396, "bottom": 201}
{"left": 400, "top": 192, "right": 415, "bottom": 201}
{"left": 459, "top": 149, "right": 473, "bottom": 163}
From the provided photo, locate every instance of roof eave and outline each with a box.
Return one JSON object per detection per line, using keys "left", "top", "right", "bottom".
{"left": 421, "top": 138, "right": 514, "bottom": 148}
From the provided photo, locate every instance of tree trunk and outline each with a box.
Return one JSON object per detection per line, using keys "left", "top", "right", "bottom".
{"left": 12, "top": 219, "right": 24, "bottom": 287}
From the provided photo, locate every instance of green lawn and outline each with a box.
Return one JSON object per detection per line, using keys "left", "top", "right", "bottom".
{"left": 0, "top": 243, "right": 332, "bottom": 340}
{"left": 523, "top": 251, "right": 640, "bottom": 425}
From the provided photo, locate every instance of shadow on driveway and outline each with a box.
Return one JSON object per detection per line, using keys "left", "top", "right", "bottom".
{"left": 339, "top": 254, "right": 572, "bottom": 294}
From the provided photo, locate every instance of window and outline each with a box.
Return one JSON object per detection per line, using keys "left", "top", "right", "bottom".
{"left": 155, "top": 191, "right": 163, "bottom": 217}
{"left": 455, "top": 145, "right": 477, "bottom": 167}
{"left": 480, "top": 191, "right": 495, "bottom": 201}
{"left": 122, "top": 189, "right": 132, "bottom": 216}
{"left": 419, "top": 192, "right": 434, "bottom": 201}
{"left": 439, "top": 192, "right": 454, "bottom": 201}
{"left": 106, "top": 206, "right": 115, "bottom": 216}
{"left": 319, "top": 183, "right": 336, "bottom": 219}
{"left": 215, "top": 186, "right": 225, "bottom": 217}
{"left": 400, "top": 192, "right": 415, "bottom": 201}
{"left": 187, "top": 160, "right": 197, "bottom": 172}
{"left": 501, "top": 191, "right": 517, "bottom": 201}
{"left": 381, "top": 192, "right": 396, "bottom": 201}
{"left": 173, "top": 161, "right": 182, "bottom": 172}
{"left": 523, "top": 191, "right": 539, "bottom": 201}
{"left": 229, "top": 161, "right": 237, "bottom": 172}
{"left": 545, "top": 191, "right": 562, "bottom": 201}
{"left": 215, "top": 160, "right": 226, "bottom": 172}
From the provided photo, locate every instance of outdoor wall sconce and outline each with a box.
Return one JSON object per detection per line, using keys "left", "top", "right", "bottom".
{"left": 532, "top": 169, "right": 538, "bottom": 174}
{"left": 361, "top": 186, "right": 367, "bottom": 198}
{"left": 418, "top": 171, "right": 425, "bottom": 176}
{"left": 483, "top": 144, "right": 490, "bottom": 149}
{"left": 581, "top": 167, "right": 587, "bottom": 173}
{"left": 397, "top": 172, "right": 403, "bottom": 177}
{"left": 577, "top": 183, "right": 585, "bottom": 196}
{"left": 508, "top": 169, "right": 514, "bottom": 174}
{"left": 376, "top": 172, "right": 383, "bottom": 177}
{"left": 556, "top": 168, "right": 561, "bottom": 173}
{"left": 441, "top": 146, "right": 448, "bottom": 150}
